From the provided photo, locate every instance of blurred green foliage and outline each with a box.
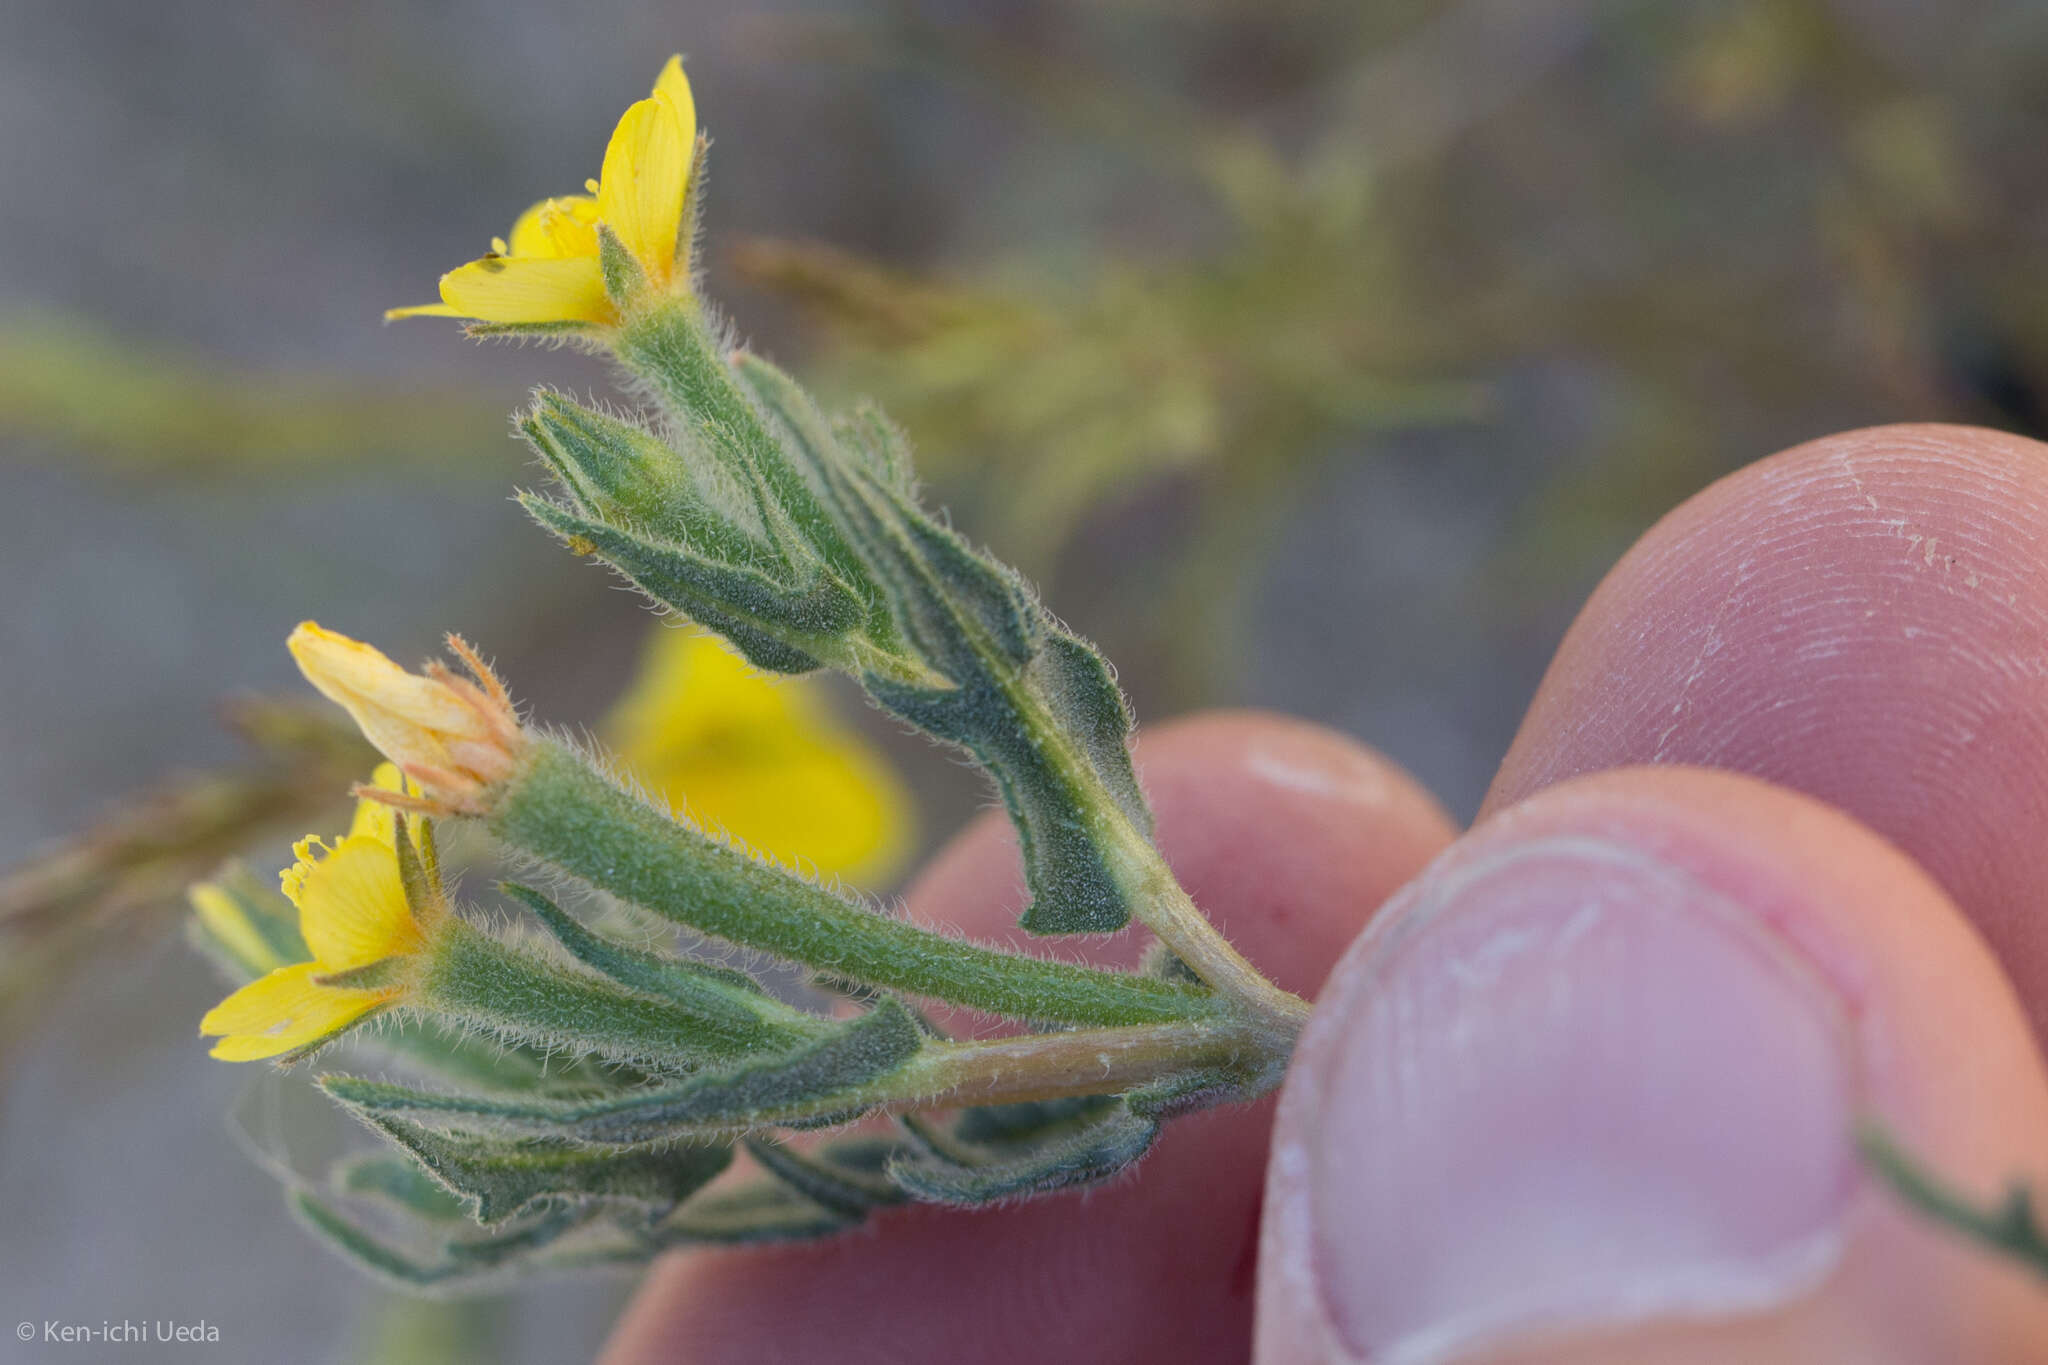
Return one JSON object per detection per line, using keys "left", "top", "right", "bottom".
{"left": 0, "top": 312, "right": 506, "bottom": 472}
{"left": 736, "top": 0, "right": 2048, "bottom": 690}
{"left": 12, "top": 2, "right": 2048, "bottom": 700}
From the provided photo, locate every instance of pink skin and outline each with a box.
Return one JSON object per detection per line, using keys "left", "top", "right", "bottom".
{"left": 1488, "top": 425, "right": 2048, "bottom": 1043}
{"left": 604, "top": 425, "right": 2048, "bottom": 1364}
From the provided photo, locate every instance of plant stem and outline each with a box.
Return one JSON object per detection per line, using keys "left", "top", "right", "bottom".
{"left": 659, "top": 1017, "right": 1260, "bottom": 1134}
{"left": 491, "top": 740, "right": 1221, "bottom": 1029}
{"left": 1098, "top": 821, "right": 1313, "bottom": 1030}
{"left": 892, "top": 1018, "right": 1241, "bottom": 1110}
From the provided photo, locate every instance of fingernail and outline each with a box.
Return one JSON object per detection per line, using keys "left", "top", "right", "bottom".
{"left": 1297, "top": 836, "right": 1858, "bottom": 1363}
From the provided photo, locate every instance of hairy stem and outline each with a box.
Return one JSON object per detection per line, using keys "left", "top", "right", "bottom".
{"left": 489, "top": 740, "right": 1221, "bottom": 1029}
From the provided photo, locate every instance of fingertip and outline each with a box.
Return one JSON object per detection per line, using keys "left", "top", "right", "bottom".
{"left": 1260, "top": 766, "right": 2048, "bottom": 1363}
{"left": 1487, "top": 422, "right": 2048, "bottom": 1038}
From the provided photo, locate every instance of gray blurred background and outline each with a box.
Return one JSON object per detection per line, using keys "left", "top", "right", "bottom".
{"left": 8, "top": 0, "right": 2048, "bottom": 1360}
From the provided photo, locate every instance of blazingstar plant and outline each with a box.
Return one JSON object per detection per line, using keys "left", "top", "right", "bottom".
{"left": 191, "top": 55, "right": 1309, "bottom": 1290}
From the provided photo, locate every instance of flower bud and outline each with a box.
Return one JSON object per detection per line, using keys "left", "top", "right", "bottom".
{"left": 287, "top": 623, "right": 524, "bottom": 813}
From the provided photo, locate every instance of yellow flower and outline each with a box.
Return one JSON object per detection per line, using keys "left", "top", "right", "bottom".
{"left": 288, "top": 622, "right": 524, "bottom": 814}
{"left": 608, "top": 627, "right": 916, "bottom": 887}
{"left": 199, "top": 766, "right": 437, "bottom": 1061}
{"left": 387, "top": 56, "right": 698, "bottom": 328}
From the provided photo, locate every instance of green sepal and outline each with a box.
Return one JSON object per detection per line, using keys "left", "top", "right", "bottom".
{"left": 391, "top": 812, "right": 438, "bottom": 920}
{"left": 743, "top": 1136, "right": 907, "bottom": 1221}
{"left": 597, "top": 224, "right": 645, "bottom": 309}
{"left": 311, "top": 957, "right": 408, "bottom": 992}
{"left": 888, "top": 1102, "right": 1159, "bottom": 1206}
{"left": 322, "top": 997, "right": 926, "bottom": 1145}
{"left": 462, "top": 320, "right": 599, "bottom": 341}
{"left": 418, "top": 920, "right": 813, "bottom": 1070}
{"left": 360, "top": 1110, "right": 733, "bottom": 1224}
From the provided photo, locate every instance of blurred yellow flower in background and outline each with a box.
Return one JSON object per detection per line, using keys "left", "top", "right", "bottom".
{"left": 197, "top": 765, "right": 437, "bottom": 1061}
{"left": 387, "top": 56, "right": 697, "bottom": 327}
{"left": 607, "top": 627, "right": 915, "bottom": 888}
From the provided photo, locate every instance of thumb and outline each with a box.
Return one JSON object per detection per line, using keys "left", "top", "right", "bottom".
{"left": 1256, "top": 767, "right": 2048, "bottom": 1364}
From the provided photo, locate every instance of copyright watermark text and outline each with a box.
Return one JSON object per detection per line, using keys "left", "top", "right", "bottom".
{"left": 17, "top": 1320, "right": 221, "bottom": 1346}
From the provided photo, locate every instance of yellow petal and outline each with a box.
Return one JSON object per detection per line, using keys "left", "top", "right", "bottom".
{"left": 385, "top": 302, "right": 463, "bottom": 320}
{"left": 608, "top": 628, "right": 916, "bottom": 886}
{"left": 597, "top": 95, "right": 688, "bottom": 285}
{"left": 287, "top": 833, "right": 425, "bottom": 971}
{"left": 506, "top": 195, "right": 601, "bottom": 259}
{"left": 653, "top": 55, "right": 698, "bottom": 154}
{"left": 437, "top": 254, "right": 612, "bottom": 325}
{"left": 200, "top": 963, "right": 394, "bottom": 1061}
{"left": 189, "top": 882, "right": 288, "bottom": 976}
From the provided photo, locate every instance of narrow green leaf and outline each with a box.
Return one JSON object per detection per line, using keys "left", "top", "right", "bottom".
{"left": 952, "top": 1095, "right": 1120, "bottom": 1146}
{"left": 293, "top": 1190, "right": 463, "bottom": 1290}
{"left": 502, "top": 881, "right": 815, "bottom": 1037}
{"left": 865, "top": 672, "right": 1131, "bottom": 933}
{"left": 369, "top": 1019, "right": 647, "bottom": 1099}
{"left": 1858, "top": 1121, "right": 2048, "bottom": 1280}
{"left": 743, "top": 1136, "right": 906, "bottom": 1220}
{"left": 520, "top": 493, "right": 851, "bottom": 674}
{"left": 888, "top": 1103, "right": 1159, "bottom": 1206}
{"left": 521, "top": 394, "right": 769, "bottom": 565}
{"left": 656, "top": 1182, "right": 854, "bottom": 1245}
{"left": 335, "top": 1154, "right": 470, "bottom": 1222}
{"left": 363, "top": 1110, "right": 733, "bottom": 1224}
{"left": 324, "top": 997, "right": 926, "bottom": 1145}
{"left": 1124, "top": 1067, "right": 1257, "bottom": 1121}
{"left": 619, "top": 315, "right": 889, "bottom": 634}
{"left": 291, "top": 1192, "right": 592, "bottom": 1292}
{"left": 833, "top": 402, "right": 918, "bottom": 496}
